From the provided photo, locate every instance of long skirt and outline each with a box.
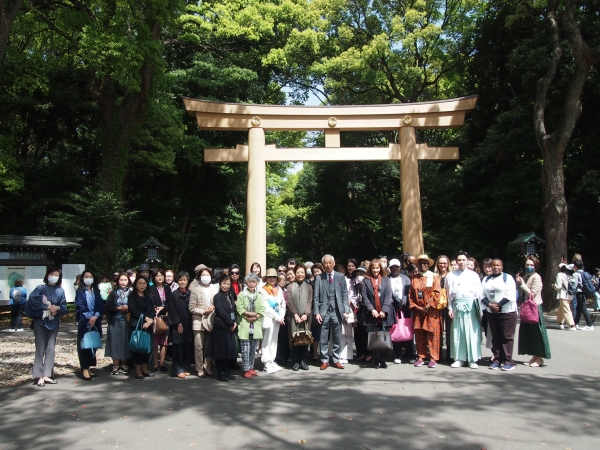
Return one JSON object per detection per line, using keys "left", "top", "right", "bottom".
{"left": 451, "top": 298, "right": 481, "bottom": 362}
{"left": 77, "top": 318, "right": 99, "bottom": 370}
{"left": 105, "top": 320, "right": 131, "bottom": 360}
{"left": 518, "top": 304, "right": 551, "bottom": 359}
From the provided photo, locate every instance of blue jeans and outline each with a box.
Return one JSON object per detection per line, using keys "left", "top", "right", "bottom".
{"left": 572, "top": 293, "right": 593, "bottom": 327}
{"left": 594, "top": 292, "right": 600, "bottom": 311}
{"left": 10, "top": 303, "right": 25, "bottom": 329}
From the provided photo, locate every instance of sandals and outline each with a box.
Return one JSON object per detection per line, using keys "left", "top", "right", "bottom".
{"left": 37, "top": 379, "right": 45, "bottom": 387}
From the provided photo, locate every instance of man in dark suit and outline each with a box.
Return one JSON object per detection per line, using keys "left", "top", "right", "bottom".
{"left": 313, "top": 254, "right": 350, "bottom": 370}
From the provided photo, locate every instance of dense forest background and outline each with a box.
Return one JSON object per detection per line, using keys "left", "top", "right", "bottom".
{"left": 0, "top": 0, "right": 599, "bottom": 293}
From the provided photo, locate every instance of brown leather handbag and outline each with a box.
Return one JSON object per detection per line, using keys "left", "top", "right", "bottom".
{"left": 153, "top": 316, "right": 168, "bottom": 335}
{"left": 291, "top": 322, "right": 313, "bottom": 346}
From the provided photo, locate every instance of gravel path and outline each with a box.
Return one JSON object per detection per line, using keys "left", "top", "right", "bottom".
{"left": 0, "top": 332, "right": 112, "bottom": 387}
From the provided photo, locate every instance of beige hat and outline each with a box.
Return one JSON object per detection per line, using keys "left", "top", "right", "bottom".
{"left": 194, "top": 264, "right": 211, "bottom": 274}
{"left": 265, "top": 268, "right": 278, "bottom": 277}
{"left": 416, "top": 254, "right": 434, "bottom": 267}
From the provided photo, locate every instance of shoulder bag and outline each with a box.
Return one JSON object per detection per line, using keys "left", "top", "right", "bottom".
{"left": 390, "top": 310, "right": 414, "bottom": 342}
{"left": 520, "top": 292, "right": 539, "bottom": 324}
{"left": 129, "top": 314, "right": 152, "bottom": 353}
{"left": 80, "top": 325, "right": 102, "bottom": 353}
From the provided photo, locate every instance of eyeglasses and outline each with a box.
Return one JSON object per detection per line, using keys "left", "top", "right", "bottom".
{"left": 267, "top": 276, "right": 277, "bottom": 279}
{"left": 277, "top": 270, "right": 285, "bottom": 274}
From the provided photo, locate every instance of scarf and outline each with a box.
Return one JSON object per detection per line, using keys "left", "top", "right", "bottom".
{"left": 371, "top": 275, "right": 382, "bottom": 315}
{"left": 262, "top": 284, "right": 278, "bottom": 297}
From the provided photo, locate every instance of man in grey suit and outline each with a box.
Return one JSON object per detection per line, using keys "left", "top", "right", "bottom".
{"left": 314, "top": 254, "right": 350, "bottom": 370}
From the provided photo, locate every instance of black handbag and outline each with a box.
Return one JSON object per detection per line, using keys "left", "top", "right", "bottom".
{"left": 367, "top": 325, "right": 393, "bottom": 351}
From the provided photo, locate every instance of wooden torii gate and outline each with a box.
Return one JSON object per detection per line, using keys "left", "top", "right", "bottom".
{"left": 183, "top": 95, "right": 478, "bottom": 273}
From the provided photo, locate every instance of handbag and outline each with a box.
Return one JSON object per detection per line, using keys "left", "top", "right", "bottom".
{"left": 437, "top": 288, "right": 448, "bottom": 310}
{"left": 390, "top": 310, "right": 414, "bottom": 342}
{"left": 367, "top": 325, "right": 393, "bottom": 351}
{"left": 291, "top": 322, "right": 314, "bottom": 346}
{"left": 154, "top": 315, "right": 168, "bottom": 335}
{"left": 520, "top": 292, "right": 539, "bottom": 324}
{"left": 129, "top": 314, "right": 152, "bottom": 353}
{"left": 81, "top": 325, "right": 102, "bottom": 353}
{"left": 201, "top": 311, "right": 215, "bottom": 332}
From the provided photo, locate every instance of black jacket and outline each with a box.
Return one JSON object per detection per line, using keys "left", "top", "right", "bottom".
{"left": 128, "top": 291, "right": 156, "bottom": 328}
{"left": 213, "top": 290, "right": 236, "bottom": 330}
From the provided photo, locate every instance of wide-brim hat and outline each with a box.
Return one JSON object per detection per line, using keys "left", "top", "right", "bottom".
{"left": 138, "top": 263, "right": 151, "bottom": 271}
{"left": 265, "top": 268, "right": 278, "bottom": 277}
{"left": 416, "top": 254, "right": 434, "bottom": 267}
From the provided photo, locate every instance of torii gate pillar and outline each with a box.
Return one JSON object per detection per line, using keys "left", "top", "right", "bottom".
{"left": 399, "top": 127, "right": 423, "bottom": 256}
{"left": 247, "top": 127, "right": 267, "bottom": 273}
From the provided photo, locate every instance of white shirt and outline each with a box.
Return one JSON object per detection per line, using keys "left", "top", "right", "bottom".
{"left": 447, "top": 269, "right": 482, "bottom": 312}
{"left": 481, "top": 273, "right": 517, "bottom": 313}
{"left": 389, "top": 275, "right": 403, "bottom": 300}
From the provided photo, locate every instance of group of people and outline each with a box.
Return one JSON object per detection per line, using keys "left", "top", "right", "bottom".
{"left": 21, "top": 250, "right": 599, "bottom": 386}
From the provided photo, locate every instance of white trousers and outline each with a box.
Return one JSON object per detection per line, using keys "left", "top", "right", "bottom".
{"left": 261, "top": 323, "right": 280, "bottom": 365}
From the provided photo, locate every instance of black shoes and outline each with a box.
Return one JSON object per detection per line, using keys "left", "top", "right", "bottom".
{"left": 142, "top": 372, "right": 155, "bottom": 377}
{"left": 292, "top": 363, "right": 300, "bottom": 371}
{"left": 218, "top": 372, "right": 229, "bottom": 382}
{"left": 299, "top": 361, "right": 309, "bottom": 371}
{"left": 159, "top": 365, "right": 168, "bottom": 372}
{"left": 380, "top": 361, "right": 388, "bottom": 369}
{"left": 226, "top": 372, "right": 236, "bottom": 380}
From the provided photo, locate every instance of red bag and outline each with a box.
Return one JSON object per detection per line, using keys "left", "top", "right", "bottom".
{"left": 520, "top": 292, "right": 539, "bottom": 324}
{"left": 390, "top": 310, "right": 414, "bottom": 342}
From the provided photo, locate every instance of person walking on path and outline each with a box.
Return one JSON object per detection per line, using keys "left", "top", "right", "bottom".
{"left": 554, "top": 263, "right": 576, "bottom": 331}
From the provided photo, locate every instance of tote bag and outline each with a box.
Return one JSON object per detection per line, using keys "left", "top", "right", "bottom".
{"left": 520, "top": 292, "right": 539, "bottom": 324}
{"left": 390, "top": 310, "right": 414, "bottom": 342}
{"left": 81, "top": 325, "right": 102, "bottom": 353}
{"left": 129, "top": 314, "right": 152, "bottom": 353}
{"left": 367, "top": 326, "right": 393, "bottom": 351}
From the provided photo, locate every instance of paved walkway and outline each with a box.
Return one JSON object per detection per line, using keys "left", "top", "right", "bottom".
{"left": 0, "top": 315, "right": 599, "bottom": 450}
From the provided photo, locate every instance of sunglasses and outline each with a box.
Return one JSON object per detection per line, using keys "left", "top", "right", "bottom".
{"left": 230, "top": 271, "right": 240, "bottom": 275}
{"left": 267, "top": 276, "right": 277, "bottom": 279}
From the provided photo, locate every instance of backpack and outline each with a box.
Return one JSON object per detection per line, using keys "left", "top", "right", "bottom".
{"left": 566, "top": 275, "right": 577, "bottom": 296}
{"left": 12, "top": 288, "right": 23, "bottom": 304}
{"left": 581, "top": 271, "right": 596, "bottom": 296}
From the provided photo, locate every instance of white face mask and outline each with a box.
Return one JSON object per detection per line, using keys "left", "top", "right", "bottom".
{"left": 83, "top": 278, "right": 94, "bottom": 286}
{"left": 47, "top": 275, "right": 59, "bottom": 285}
{"left": 129, "top": 276, "right": 136, "bottom": 284}
{"left": 356, "top": 275, "right": 365, "bottom": 282}
{"left": 201, "top": 275, "right": 212, "bottom": 285}
{"left": 306, "top": 269, "right": 312, "bottom": 275}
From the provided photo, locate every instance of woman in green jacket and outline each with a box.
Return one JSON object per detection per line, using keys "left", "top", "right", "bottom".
{"left": 236, "top": 273, "right": 266, "bottom": 379}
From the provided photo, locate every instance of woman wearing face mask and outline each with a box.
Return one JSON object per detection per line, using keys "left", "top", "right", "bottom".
{"left": 75, "top": 270, "right": 105, "bottom": 380}
{"left": 105, "top": 272, "right": 132, "bottom": 375}
{"left": 516, "top": 255, "right": 551, "bottom": 367}
{"left": 189, "top": 268, "right": 217, "bottom": 377}
{"left": 28, "top": 267, "right": 68, "bottom": 387}
{"left": 127, "top": 270, "right": 137, "bottom": 285}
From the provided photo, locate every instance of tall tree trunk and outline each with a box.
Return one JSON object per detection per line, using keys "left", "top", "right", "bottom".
{"left": 533, "top": 0, "right": 598, "bottom": 310}
{"left": 0, "top": 0, "right": 25, "bottom": 63}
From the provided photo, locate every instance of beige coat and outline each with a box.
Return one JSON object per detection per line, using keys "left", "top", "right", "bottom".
{"left": 520, "top": 272, "right": 543, "bottom": 305}
{"left": 189, "top": 279, "right": 217, "bottom": 331}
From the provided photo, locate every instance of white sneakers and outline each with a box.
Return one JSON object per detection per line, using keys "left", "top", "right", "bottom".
{"left": 393, "top": 358, "right": 402, "bottom": 364}
{"left": 264, "top": 362, "right": 282, "bottom": 374}
{"left": 582, "top": 326, "right": 594, "bottom": 331}
{"left": 339, "top": 359, "right": 348, "bottom": 364}
{"left": 451, "top": 360, "right": 478, "bottom": 369}
{"left": 559, "top": 324, "right": 565, "bottom": 330}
